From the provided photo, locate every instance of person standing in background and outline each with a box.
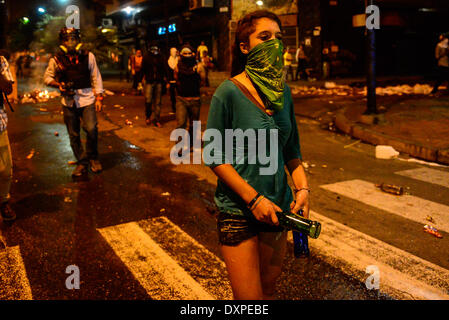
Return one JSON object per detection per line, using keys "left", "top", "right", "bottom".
{"left": 174, "top": 45, "right": 201, "bottom": 154}
{"left": 197, "top": 41, "right": 208, "bottom": 62}
{"left": 295, "top": 44, "right": 308, "bottom": 81}
{"left": 431, "top": 34, "right": 449, "bottom": 95}
{"left": 142, "top": 42, "right": 167, "bottom": 127}
{"left": 283, "top": 46, "right": 294, "bottom": 82}
{"left": 167, "top": 47, "right": 179, "bottom": 115}
{"left": 131, "top": 49, "right": 143, "bottom": 93}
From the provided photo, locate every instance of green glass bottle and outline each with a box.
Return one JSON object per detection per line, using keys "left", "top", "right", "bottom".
{"left": 276, "top": 211, "right": 321, "bottom": 239}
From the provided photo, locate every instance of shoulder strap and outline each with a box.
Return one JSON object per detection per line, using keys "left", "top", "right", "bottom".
{"left": 229, "top": 77, "right": 268, "bottom": 114}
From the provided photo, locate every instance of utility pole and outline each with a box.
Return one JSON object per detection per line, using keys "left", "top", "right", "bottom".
{"left": 365, "top": 0, "right": 377, "bottom": 115}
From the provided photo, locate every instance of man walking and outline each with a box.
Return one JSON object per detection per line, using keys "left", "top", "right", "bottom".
{"left": 44, "top": 27, "right": 104, "bottom": 177}
{"left": 142, "top": 42, "right": 167, "bottom": 127}
{"left": 0, "top": 51, "right": 16, "bottom": 221}
{"left": 175, "top": 45, "right": 201, "bottom": 154}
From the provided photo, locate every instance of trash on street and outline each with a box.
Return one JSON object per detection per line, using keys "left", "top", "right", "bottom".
{"left": 26, "top": 149, "right": 35, "bottom": 159}
{"left": 375, "top": 145, "right": 399, "bottom": 159}
{"left": 376, "top": 183, "right": 404, "bottom": 195}
{"left": 423, "top": 225, "right": 443, "bottom": 238}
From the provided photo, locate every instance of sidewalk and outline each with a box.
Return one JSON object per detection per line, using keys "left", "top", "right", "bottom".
{"left": 101, "top": 71, "right": 449, "bottom": 165}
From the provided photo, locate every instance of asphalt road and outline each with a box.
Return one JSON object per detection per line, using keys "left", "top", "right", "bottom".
{"left": 1, "top": 83, "right": 448, "bottom": 300}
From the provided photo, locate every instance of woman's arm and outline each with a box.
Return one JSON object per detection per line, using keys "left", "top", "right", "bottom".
{"left": 212, "top": 164, "right": 281, "bottom": 225}
{"left": 286, "top": 158, "right": 310, "bottom": 218}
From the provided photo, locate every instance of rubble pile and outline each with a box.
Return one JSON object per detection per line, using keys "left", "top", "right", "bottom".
{"left": 291, "top": 82, "right": 435, "bottom": 97}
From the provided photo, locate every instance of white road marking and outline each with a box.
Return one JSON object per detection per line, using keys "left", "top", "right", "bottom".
{"left": 0, "top": 245, "right": 33, "bottom": 300}
{"left": 320, "top": 179, "right": 449, "bottom": 234}
{"left": 395, "top": 167, "right": 449, "bottom": 189}
{"left": 289, "top": 211, "right": 449, "bottom": 300}
{"left": 98, "top": 221, "right": 215, "bottom": 300}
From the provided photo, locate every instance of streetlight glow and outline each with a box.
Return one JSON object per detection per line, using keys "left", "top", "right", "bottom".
{"left": 37, "top": 7, "right": 46, "bottom": 14}
{"left": 122, "top": 6, "right": 135, "bottom": 15}
{"left": 256, "top": 0, "right": 263, "bottom": 6}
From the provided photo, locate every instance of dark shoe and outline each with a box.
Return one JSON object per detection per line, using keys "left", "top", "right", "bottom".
{"left": 72, "top": 164, "right": 87, "bottom": 177}
{"left": 89, "top": 160, "right": 103, "bottom": 173}
{"left": 153, "top": 121, "right": 162, "bottom": 128}
{"left": 1, "top": 202, "right": 16, "bottom": 221}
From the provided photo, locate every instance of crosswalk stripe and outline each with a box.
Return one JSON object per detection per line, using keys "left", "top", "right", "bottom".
{"left": 98, "top": 220, "right": 215, "bottom": 300}
{"left": 0, "top": 246, "right": 33, "bottom": 300}
{"left": 395, "top": 167, "right": 449, "bottom": 189}
{"left": 320, "top": 179, "right": 449, "bottom": 234}
{"left": 138, "top": 217, "right": 233, "bottom": 300}
{"left": 290, "top": 211, "right": 449, "bottom": 300}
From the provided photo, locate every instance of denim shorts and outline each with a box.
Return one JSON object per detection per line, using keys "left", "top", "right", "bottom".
{"left": 217, "top": 211, "right": 285, "bottom": 246}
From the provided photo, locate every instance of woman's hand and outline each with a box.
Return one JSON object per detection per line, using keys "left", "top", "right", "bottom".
{"left": 251, "top": 197, "right": 282, "bottom": 226}
{"left": 290, "top": 189, "right": 310, "bottom": 219}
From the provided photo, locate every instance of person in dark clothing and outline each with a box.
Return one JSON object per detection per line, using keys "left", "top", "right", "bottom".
{"left": 142, "top": 43, "right": 167, "bottom": 127}
{"left": 44, "top": 27, "right": 104, "bottom": 177}
{"left": 174, "top": 45, "right": 201, "bottom": 153}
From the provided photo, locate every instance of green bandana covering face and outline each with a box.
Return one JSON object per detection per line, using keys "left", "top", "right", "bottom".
{"left": 245, "top": 38, "right": 284, "bottom": 113}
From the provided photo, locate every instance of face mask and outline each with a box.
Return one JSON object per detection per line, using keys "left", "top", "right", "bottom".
{"left": 245, "top": 38, "right": 284, "bottom": 113}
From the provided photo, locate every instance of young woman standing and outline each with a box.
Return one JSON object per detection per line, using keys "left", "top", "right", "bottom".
{"left": 205, "top": 10, "right": 310, "bottom": 300}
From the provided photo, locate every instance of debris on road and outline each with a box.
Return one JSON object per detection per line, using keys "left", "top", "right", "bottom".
{"left": 160, "top": 208, "right": 166, "bottom": 213}
{"left": 376, "top": 183, "right": 404, "bottom": 195}
{"left": 344, "top": 140, "right": 361, "bottom": 149}
{"left": 290, "top": 83, "right": 434, "bottom": 97}
{"left": 423, "top": 225, "right": 443, "bottom": 238}
{"left": 54, "top": 131, "right": 59, "bottom": 136}
{"left": 426, "top": 216, "right": 436, "bottom": 224}
{"left": 104, "top": 89, "right": 115, "bottom": 96}
{"left": 375, "top": 145, "right": 399, "bottom": 159}
{"left": 161, "top": 192, "right": 171, "bottom": 197}
{"left": 67, "top": 160, "right": 77, "bottom": 165}
{"left": 26, "top": 149, "right": 35, "bottom": 159}
{"left": 125, "top": 119, "right": 133, "bottom": 126}
{"left": 64, "top": 197, "right": 72, "bottom": 203}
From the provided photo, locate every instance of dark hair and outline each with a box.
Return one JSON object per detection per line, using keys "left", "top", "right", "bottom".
{"left": 231, "top": 10, "right": 282, "bottom": 77}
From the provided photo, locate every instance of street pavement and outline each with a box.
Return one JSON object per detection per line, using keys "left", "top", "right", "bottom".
{"left": 0, "top": 74, "right": 448, "bottom": 300}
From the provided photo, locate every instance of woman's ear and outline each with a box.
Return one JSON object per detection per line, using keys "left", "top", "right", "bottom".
{"left": 239, "top": 42, "right": 249, "bottom": 55}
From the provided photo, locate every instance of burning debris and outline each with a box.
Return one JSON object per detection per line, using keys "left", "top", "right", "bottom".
{"left": 20, "top": 89, "right": 60, "bottom": 104}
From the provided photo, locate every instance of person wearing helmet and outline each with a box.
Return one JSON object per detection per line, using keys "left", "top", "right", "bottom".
{"left": 44, "top": 27, "right": 104, "bottom": 177}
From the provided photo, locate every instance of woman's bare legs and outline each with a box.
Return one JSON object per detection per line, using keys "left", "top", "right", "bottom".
{"left": 220, "top": 236, "right": 263, "bottom": 300}
{"left": 259, "top": 231, "right": 288, "bottom": 299}
{"left": 220, "top": 231, "right": 287, "bottom": 300}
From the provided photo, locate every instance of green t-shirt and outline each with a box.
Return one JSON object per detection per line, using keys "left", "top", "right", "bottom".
{"left": 204, "top": 80, "right": 302, "bottom": 217}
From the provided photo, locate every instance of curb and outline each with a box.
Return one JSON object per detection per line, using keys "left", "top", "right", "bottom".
{"left": 334, "top": 108, "right": 449, "bottom": 165}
